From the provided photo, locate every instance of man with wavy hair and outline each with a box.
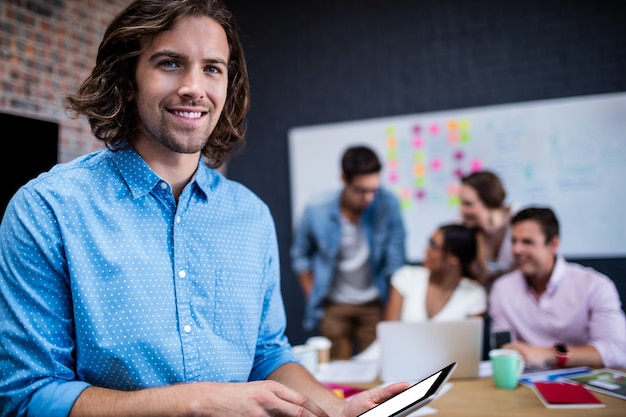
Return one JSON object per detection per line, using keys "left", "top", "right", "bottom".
{"left": 0, "top": 1, "right": 408, "bottom": 416}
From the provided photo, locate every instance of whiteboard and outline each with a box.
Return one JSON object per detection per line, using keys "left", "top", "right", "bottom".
{"left": 288, "top": 92, "right": 626, "bottom": 262}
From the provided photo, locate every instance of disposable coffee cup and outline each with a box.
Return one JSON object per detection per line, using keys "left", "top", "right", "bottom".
{"left": 293, "top": 344, "right": 319, "bottom": 374}
{"left": 306, "top": 336, "right": 332, "bottom": 365}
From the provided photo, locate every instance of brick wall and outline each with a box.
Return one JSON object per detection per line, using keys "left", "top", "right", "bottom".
{"left": 0, "top": 0, "right": 131, "bottom": 163}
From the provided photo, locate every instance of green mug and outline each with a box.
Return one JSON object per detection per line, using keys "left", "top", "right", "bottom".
{"left": 489, "top": 348, "right": 525, "bottom": 389}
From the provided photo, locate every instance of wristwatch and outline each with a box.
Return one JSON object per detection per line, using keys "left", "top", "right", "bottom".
{"left": 554, "top": 343, "right": 570, "bottom": 367}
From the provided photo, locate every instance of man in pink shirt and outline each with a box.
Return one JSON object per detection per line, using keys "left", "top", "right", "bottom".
{"left": 489, "top": 207, "right": 626, "bottom": 369}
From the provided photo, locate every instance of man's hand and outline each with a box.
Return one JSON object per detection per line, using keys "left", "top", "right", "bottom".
{"left": 189, "top": 380, "right": 331, "bottom": 416}
{"left": 502, "top": 340, "right": 553, "bottom": 368}
{"left": 71, "top": 380, "right": 334, "bottom": 417}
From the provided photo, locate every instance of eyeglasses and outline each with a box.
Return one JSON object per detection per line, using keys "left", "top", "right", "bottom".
{"left": 348, "top": 184, "right": 379, "bottom": 196}
{"left": 427, "top": 238, "right": 443, "bottom": 251}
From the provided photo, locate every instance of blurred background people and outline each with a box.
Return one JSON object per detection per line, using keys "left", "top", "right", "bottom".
{"left": 384, "top": 223, "right": 487, "bottom": 322}
{"left": 290, "top": 145, "right": 406, "bottom": 359}
{"left": 459, "top": 170, "right": 516, "bottom": 289}
{"left": 489, "top": 207, "right": 626, "bottom": 369}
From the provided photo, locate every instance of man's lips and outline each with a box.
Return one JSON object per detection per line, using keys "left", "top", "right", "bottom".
{"left": 514, "top": 257, "right": 528, "bottom": 268}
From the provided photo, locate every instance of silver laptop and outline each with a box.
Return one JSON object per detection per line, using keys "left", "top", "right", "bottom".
{"left": 377, "top": 318, "right": 484, "bottom": 382}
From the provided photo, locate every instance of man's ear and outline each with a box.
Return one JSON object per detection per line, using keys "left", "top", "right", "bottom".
{"left": 548, "top": 235, "right": 560, "bottom": 253}
{"left": 125, "top": 84, "right": 135, "bottom": 101}
{"left": 125, "top": 77, "right": 137, "bottom": 101}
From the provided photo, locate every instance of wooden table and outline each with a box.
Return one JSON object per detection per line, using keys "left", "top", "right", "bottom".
{"left": 348, "top": 376, "right": 626, "bottom": 416}
{"left": 431, "top": 377, "right": 625, "bottom": 416}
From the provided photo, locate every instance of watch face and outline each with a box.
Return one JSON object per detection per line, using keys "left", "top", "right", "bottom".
{"left": 555, "top": 344, "right": 568, "bottom": 354}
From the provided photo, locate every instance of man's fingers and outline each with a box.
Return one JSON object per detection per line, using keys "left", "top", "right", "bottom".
{"left": 268, "top": 382, "right": 330, "bottom": 417}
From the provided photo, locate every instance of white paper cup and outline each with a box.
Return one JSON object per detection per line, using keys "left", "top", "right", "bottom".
{"left": 306, "top": 336, "right": 332, "bottom": 365}
{"left": 293, "top": 344, "right": 319, "bottom": 373}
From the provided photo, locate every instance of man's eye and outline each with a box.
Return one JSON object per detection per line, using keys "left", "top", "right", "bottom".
{"left": 160, "top": 60, "right": 179, "bottom": 69}
{"left": 205, "top": 65, "right": 220, "bottom": 74}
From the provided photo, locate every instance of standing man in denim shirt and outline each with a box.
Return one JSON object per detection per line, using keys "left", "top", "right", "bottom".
{"left": 291, "top": 145, "right": 406, "bottom": 359}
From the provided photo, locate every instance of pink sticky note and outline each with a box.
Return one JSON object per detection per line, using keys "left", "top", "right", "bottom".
{"left": 412, "top": 136, "right": 424, "bottom": 148}
{"left": 470, "top": 159, "right": 483, "bottom": 171}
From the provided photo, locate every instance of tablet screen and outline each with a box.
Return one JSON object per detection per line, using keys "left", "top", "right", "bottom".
{"left": 357, "top": 362, "right": 456, "bottom": 417}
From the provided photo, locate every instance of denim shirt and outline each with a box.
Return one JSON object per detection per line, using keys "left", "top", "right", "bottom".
{"left": 290, "top": 188, "right": 406, "bottom": 330}
{"left": 0, "top": 148, "right": 295, "bottom": 417}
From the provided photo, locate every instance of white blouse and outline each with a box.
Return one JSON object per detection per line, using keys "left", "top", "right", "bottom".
{"left": 390, "top": 265, "right": 487, "bottom": 321}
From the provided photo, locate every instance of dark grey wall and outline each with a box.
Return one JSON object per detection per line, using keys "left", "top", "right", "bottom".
{"left": 225, "top": 0, "right": 626, "bottom": 345}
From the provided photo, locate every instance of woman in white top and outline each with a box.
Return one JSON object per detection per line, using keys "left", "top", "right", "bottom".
{"left": 384, "top": 224, "right": 486, "bottom": 321}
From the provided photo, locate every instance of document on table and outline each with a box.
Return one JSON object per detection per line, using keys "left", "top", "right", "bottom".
{"left": 315, "top": 360, "right": 379, "bottom": 383}
{"left": 479, "top": 360, "right": 493, "bottom": 377}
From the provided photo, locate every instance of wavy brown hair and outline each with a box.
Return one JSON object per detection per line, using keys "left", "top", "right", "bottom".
{"left": 460, "top": 170, "right": 506, "bottom": 209}
{"left": 65, "top": 0, "right": 250, "bottom": 168}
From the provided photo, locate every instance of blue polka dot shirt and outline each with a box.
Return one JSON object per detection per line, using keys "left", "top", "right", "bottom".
{"left": 0, "top": 147, "right": 295, "bottom": 417}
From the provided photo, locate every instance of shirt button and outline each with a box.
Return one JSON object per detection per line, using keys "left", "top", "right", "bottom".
{"left": 160, "top": 181, "right": 168, "bottom": 190}
{"left": 183, "top": 325, "right": 192, "bottom": 333}
{"left": 176, "top": 216, "right": 181, "bottom": 224}
{"left": 178, "top": 270, "right": 187, "bottom": 279}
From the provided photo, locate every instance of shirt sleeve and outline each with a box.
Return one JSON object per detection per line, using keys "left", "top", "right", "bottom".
{"left": 587, "top": 275, "right": 626, "bottom": 368}
{"left": 488, "top": 276, "right": 516, "bottom": 333}
{"left": 290, "top": 204, "right": 315, "bottom": 274}
{"left": 250, "top": 213, "right": 297, "bottom": 380}
{"left": 390, "top": 266, "right": 411, "bottom": 296}
{"left": 28, "top": 381, "right": 91, "bottom": 417}
{"left": 379, "top": 192, "right": 407, "bottom": 279}
{"left": 390, "top": 266, "right": 429, "bottom": 322}
{"left": 0, "top": 188, "right": 88, "bottom": 417}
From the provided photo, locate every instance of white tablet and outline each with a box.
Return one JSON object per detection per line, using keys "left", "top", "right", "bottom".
{"left": 357, "top": 362, "right": 457, "bottom": 417}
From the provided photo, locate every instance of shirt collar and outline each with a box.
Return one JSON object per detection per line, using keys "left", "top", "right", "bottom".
{"left": 545, "top": 255, "right": 566, "bottom": 293}
{"left": 110, "top": 147, "right": 217, "bottom": 200}
{"left": 193, "top": 158, "right": 218, "bottom": 198}
{"left": 523, "top": 255, "right": 565, "bottom": 296}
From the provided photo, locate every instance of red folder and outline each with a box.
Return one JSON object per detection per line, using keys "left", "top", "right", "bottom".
{"left": 532, "top": 381, "right": 605, "bottom": 409}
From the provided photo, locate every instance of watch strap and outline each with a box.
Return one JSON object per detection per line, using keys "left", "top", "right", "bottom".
{"left": 554, "top": 344, "right": 570, "bottom": 367}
